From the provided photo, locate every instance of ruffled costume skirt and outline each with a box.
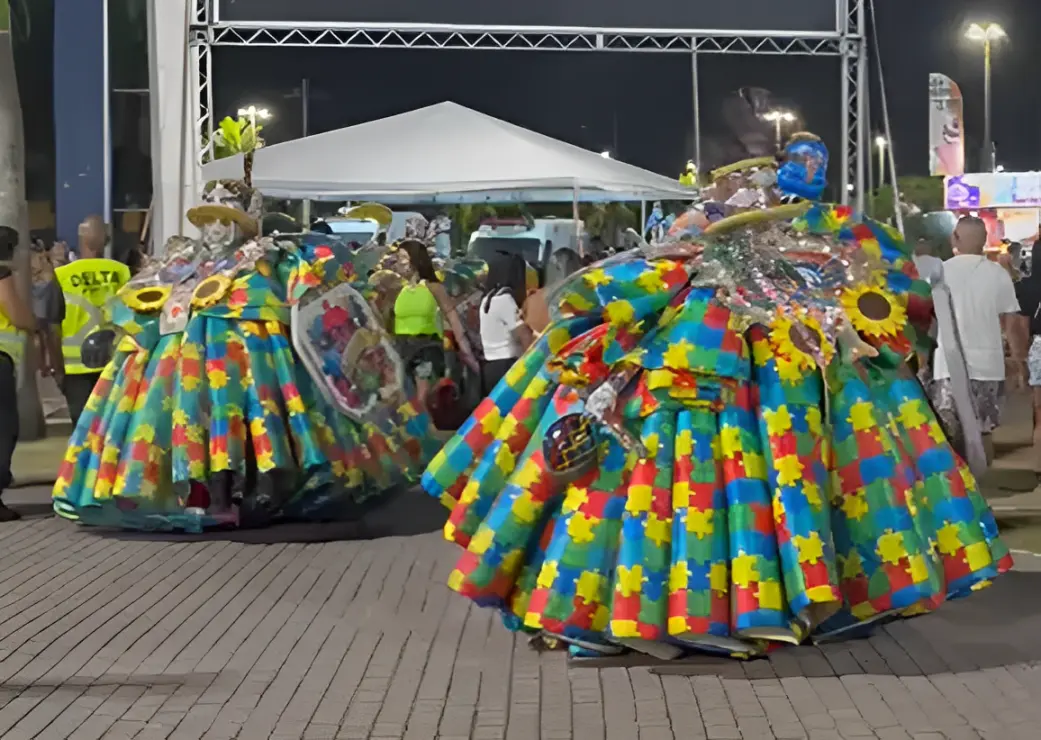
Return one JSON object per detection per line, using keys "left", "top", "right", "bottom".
{"left": 422, "top": 268, "right": 1012, "bottom": 659}
{"left": 53, "top": 312, "right": 438, "bottom": 532}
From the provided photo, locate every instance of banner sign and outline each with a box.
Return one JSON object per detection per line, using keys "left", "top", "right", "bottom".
{"left": 928, "top": 73, "right": 964, "bottom": 177}
{"left": 216, "top": 0, "right": 840, "bottom": 34}
{"left": 945, "top": 172, "right": 1041, "bottom": 210}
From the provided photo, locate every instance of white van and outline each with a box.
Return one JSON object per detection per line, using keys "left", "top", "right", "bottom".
{"left": 324, "top": 211, "right": 450, "bottom": 257}
{"left": 467, "top": 217, "right": 590, "bottom": 286}
{"left": 323, "top": 217, "right": 382, "bottom": 246}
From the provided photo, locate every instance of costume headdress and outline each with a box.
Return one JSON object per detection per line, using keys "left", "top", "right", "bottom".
{"left": 187, "top": 179, "right": 262, "bottom": 237}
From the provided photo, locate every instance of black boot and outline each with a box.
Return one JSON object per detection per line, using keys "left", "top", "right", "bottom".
{"left": 207, "top": 472, "right": 239, "bottom": 527}
{"left": 0, "top": 500, "right": 22, "bottom": 522}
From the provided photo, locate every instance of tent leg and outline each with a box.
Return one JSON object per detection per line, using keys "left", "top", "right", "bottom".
{"left": 640, "top": 200, "right": 646, "bottom": 241}
{"left": 573, "top": 186, "right": 582, "bottom": 258}
{"left": 691, "top": 43, "right": 702, "bottom": 177}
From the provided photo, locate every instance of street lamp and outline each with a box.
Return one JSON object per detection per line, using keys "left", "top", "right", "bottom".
{"left": 875, "top": 136, "right": 887, "bottom": 190}
{"left": 965, "top": 22, "right": 1006, "bottom": 172}
{"left": 763, "top": 110, "right": 797, "bottom": 149}
{"left": 237, "top": 105, "right": 272, "bottom": 131}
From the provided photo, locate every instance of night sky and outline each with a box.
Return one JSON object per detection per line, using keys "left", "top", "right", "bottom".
{"left": 12, "top": 0, "right": 1041, "bottom": 204}
{"left": 211, "top": 0, "right": 1040, "bottom": 181}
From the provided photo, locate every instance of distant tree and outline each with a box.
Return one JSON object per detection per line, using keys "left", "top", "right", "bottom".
{"left": 582, "top": 203, "right": 637, "bottom": 248}
{"left": 0, "top": 0, "right": 44, "bottom": 439}
{"left": 448, "top": 204, "right": 498, "bottom": 255}
{"left": 872, "top": 176, "right": 944, "bottom": 223}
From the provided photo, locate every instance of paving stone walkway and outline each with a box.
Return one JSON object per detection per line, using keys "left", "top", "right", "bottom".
{"left": 1, "top": 517, "right": 1040, "bottom": 740}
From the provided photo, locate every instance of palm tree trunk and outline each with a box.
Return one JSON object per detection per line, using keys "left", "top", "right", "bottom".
{"left": 0, "top": 1, "right": 46, "bottom": 440}
{"left": 242, "top": 151, "right": 253, "bottom": 188}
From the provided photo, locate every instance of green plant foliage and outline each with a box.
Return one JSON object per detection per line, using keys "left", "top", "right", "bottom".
{"left": 871, "top": 176, "right": 944, "bottom": 222}
{"left": 203, "top": 116, "right": 264, "bottom": 162}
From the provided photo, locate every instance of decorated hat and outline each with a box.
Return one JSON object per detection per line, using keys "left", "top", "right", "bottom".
{"left": 342, "top": 327, "right": 383, "bottom": 371}
{"left": 262, "top": 213, "right": 301, "bottom": 236}
{"left": 187, "top": 179, "right": 262, "bottom": 237}
{"left": 344, "top": 203, "right": 393, "bottom": 229}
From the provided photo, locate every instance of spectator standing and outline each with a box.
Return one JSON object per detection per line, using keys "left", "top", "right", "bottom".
{"left": 478, "top": 253, "right": 534, "bottom": 394}
{"left": 1013, "top": 241, "right": 1041, "bottom": 478}
{"left": 30, "top": 241, "right": 66, "bottom": 390}
{"left": 0, "top": 226, "right": 37, "bottom": 522}
{"left": 54, "top": 216, "right": 130, "bottom": 425}
{"left": 913, "top": 237, "right": 944, "bottom": 280}
{"left": 931, "top": 216, "right": 1027, "bottom": 463}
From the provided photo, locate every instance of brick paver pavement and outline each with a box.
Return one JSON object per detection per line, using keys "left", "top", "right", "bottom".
{"left": 1, "top": 517, "right": 1040, "bottom": 740}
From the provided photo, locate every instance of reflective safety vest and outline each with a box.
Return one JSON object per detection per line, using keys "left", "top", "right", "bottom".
{"left": 55, "top": 258, "right": 130, "bottom": 375}
{"left": 0, "top": 304, "right": 27, "bottom": 387}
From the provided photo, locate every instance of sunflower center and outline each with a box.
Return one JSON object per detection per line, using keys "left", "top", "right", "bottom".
{"left": 788, "top": 323, "right": 820, "bottom": 357}
{"left": 857, "top": 291, "right": 892, "bottom": 321}
{"left": 137, "top": 289, "right": 165, "bottom": 302}
{"left": 195, "top": 279, "right": 221, "bottom": 299}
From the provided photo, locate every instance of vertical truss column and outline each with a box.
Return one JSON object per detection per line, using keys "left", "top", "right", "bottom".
{"left": 191, "top": 0, "right": 213, "bottom": 165}
{"left": 840, "top": 0, "right": 867, "bottom": 212}
{"left": 193, "top": 35, "right": 214, "bottom": 165}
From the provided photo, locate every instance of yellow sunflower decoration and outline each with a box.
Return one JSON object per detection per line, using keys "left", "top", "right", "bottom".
{"left": 769, "top": 311, "right": 835, "bottom": 384}
{"left": 123, "top": 285, "right": 172, "bottom": 313}
{"left": 190, "top": 274, "right": 233, "bottom": 310}
{"left": 840, "top": 284, "right": 907, "bottom": 338}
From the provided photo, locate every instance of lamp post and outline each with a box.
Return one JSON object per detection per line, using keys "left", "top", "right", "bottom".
{"left": 875, "top": 136, "right": 887, "bottom": 191}
{"left": 236, "top": 104, "right": 271, "bottom": 138}
{"left": 763, "top": 110, "right": 796, "bottom": 149}
{"left": 965, "top": 22, "right": 1006, "bottom": 172}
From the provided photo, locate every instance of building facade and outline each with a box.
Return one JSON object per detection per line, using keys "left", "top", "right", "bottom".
{"left": 54, "top": 0, "right": 159, "bottom": 256}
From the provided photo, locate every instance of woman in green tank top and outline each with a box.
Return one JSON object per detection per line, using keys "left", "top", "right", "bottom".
{"left": 389, "top": 240, "right": 478, "bottom": 405}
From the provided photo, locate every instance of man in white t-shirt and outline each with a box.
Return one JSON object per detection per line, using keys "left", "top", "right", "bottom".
{"left": 930, "top": 216, "right": 1026, "bottom": 460}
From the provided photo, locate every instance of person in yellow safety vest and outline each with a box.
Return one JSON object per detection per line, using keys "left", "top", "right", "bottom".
{"left": 54, "top": 216, "right": 131, "bottom": 426}
{"left": 0, "top": 226, "right": 38, "bottom": 522}
{"left": 679, "top": 160, "right": 698, "bottom": 187}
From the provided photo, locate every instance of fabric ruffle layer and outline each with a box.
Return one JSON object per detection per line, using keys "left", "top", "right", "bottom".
{"left": 423, "top": 282, "right": 1011, "bottom": 660}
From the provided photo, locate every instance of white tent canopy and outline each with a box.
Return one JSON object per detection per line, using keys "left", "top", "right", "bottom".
{"left": 201, "top": 102, "right": 695, "bottom": 202}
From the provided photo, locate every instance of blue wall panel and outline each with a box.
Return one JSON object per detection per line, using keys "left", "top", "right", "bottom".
{"left": 53, "top": 0, "right": 106, "bottom": 246}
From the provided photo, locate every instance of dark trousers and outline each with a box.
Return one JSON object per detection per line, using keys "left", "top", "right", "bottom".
{"left": 481, "top": 358, "right": 517, "bottom": 396}
{"left": 63, "top": 372, "right": 102, "bottom": 427}
{"left": 0, "top": 353, "right": 19, "bottom": 495}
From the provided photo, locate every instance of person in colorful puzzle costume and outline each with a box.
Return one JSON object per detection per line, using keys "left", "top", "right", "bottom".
{"left": 420, "top": 135, "right": 1012, "bottom": 660}
{"left": 52, "top": 181, "right": 441, "bottom": 532}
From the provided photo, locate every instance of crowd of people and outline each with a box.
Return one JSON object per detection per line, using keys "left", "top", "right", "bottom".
{"left": 0, "top": 215, "right": 133, "bottom": 521}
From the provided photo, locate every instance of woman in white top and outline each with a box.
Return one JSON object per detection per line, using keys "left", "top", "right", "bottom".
{"left": 479, "top": 253, "right": 534, "bottom": 394}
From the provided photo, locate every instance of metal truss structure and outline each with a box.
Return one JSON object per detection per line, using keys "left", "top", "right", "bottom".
{"left": 189, "top": 0, "right": 866, "bottom": 208}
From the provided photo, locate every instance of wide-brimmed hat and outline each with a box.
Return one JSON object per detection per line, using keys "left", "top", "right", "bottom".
{"left": 186, "top": 204, "right": 260, "bottom": 237}
{"left": 344, "top": 203, "right": 393, "bottom": 228}
{"left": 188, "top": 179, "right": 262, "bottom": 237}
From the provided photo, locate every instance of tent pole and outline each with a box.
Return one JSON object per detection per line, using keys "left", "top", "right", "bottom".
{"left": 640, "top": 200, "right": 647, "bottom": 240}
{"left": 301, "top": 76, "right": 311, "bottom": 227}
{"left": 691, "top": 43, "right": 702, "bottom": 178}
{"left": 573, "top": 186, "right": 582, "bottom": 258}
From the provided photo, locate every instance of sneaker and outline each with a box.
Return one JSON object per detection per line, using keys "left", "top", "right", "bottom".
{"left": 0, "top": 501, "right": 21, "bottom": 522}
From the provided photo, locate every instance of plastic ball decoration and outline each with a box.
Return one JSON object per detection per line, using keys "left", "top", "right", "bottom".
{"left": 777, "top": 136, "right": 829, "bottom": 202}
{"left": 81, "top": 329, "right": 117, "bottom": 369}
{"left": 544, "top": 413, "right": 599, "bottom": 485}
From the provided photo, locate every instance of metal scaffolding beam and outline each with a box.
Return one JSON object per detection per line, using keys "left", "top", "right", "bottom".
{"left": 189, "top": 1, "right": 866, "bottom": 205}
